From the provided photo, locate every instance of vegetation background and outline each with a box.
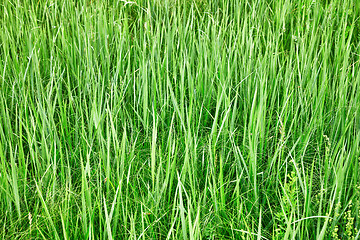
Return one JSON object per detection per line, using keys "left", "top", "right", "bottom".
{"left": 0, "top": 0, "right": 360, "bottom": 239}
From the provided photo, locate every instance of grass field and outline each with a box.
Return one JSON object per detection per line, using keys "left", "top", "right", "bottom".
{"left": 1, "top": 0, "right": 360, "bottom": 239}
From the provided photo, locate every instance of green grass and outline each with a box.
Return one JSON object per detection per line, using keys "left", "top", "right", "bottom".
{"left": 0, "top": 0, "right": 360, "bottom": 239}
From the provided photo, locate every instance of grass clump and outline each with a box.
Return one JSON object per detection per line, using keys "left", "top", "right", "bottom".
{"left": 0, "top": 0, "right": 360, "bottom": 239}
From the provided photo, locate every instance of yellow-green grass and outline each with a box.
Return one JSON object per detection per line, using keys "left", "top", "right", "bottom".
{"left": 0, "top": 0, "right": 359, "bottom": 239}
